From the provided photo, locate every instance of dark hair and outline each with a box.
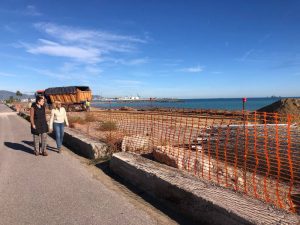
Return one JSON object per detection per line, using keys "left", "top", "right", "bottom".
{"left": 36, "top": 96, "right": 44, "bottom": 103}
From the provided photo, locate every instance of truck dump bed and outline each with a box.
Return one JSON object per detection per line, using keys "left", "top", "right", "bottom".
{"left": 44, "top": 86, "right": 92, "bottom": 105}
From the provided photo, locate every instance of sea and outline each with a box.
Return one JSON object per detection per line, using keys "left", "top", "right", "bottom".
{"left": 92, "top": 97, "right": 288, "bottom": 111}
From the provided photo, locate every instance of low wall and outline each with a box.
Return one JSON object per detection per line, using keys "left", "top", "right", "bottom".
{"left": 59, "top": 128, "right": 109, "bottom": 159}
{"left": 110, "top": 152, "right": 300, "bottom": 225}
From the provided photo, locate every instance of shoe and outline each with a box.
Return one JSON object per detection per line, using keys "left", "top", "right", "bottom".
{"left": 42, "top": 151, "right": 48, "bottom": 156}
{"left": 57, "top": 148, "right": 61, "bottom": 154}
{"left": 34, "top": 151, "right": 39, "bottom": 156}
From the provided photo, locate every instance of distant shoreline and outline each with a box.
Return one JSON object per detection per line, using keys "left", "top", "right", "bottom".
{"left": 93, "top": 99, "right": 183, "bottom": 103}
{"left": 93, "top": 97, "right": 300, "bottom": 102}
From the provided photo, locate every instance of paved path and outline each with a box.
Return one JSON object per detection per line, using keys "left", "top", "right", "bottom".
{"left": 0, "top": 104, "right": 175, "bottom": 225}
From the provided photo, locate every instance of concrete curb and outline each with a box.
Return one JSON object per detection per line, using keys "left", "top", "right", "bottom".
{"left": 58, "top": 128, "right": 109, "bottom": 159}
{"left": 17, "top": 110, "right": 109, "bottom": 159}
{"left": 110, "top": 152, "right": 300, "bottom": 225}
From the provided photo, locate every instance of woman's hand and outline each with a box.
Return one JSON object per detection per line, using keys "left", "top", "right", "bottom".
{"left": 32, "top": 125, "right": 36, "bottom": 129}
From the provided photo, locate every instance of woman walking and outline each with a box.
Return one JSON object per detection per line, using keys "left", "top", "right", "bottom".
{"left": 30, "top": 96, "right": 49, "bottom": 156}
{"left": 49, "top": 101, "right": 69, "bottom": 153}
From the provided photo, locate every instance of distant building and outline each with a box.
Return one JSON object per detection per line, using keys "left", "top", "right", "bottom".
{"left": 20, "top": 98, "right": 35, "bottom": 103}
{"left": 118, "top": 96, "right": 140, "bottom": 100}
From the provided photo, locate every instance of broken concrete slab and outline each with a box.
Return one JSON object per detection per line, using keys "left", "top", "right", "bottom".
{"left": 121, "top": 135, "right": 153, "bottom": 154}
{"left": 110, "top": 152, "right": 300, "bottom": 225}
{"left": 59, "top": 127, "right": 109, "bottom": 159}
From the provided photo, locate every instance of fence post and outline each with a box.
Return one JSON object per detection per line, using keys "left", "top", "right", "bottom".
{"left": 263, "top": 112, "right": 270, "bottom": 202}
{"left": 253, "top": 111, "right": 259, "bottom": 198}
{"left": 274, "top": 113, "right": 283, "bottom": 208}
{"left": 243, "top": 113, "right": 249, "bottom": 194}
{"left": 287, "top": 114, "right": 295, "bottom": 212}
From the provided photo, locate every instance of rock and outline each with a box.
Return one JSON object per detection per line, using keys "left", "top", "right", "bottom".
{"left": 119, "top": 106, "right": 137, "bottom": 111}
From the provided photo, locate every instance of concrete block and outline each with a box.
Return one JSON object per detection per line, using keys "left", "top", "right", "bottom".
{"left": 60, "top": 128, "right": 109, "bottom": 159}
{"left": 121, "top": 135, "right": 153, "bottom": 154}
{"left": 110, "top": 152, "right": 300, "bottom": 225}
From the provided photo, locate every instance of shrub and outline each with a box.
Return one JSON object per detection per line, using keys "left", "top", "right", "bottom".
{"left": 97, "top": 121, "right": 117, "bottom": 131}
{"left": 102, "top": 132, "right": 124, "bottom": 154}
{"left": 85, "top": 113, "right": 97, "bottom": 122}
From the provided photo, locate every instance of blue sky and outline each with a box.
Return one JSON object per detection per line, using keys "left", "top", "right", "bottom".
{"left": 0, "top": 0, "right": 299, "bottom": 98}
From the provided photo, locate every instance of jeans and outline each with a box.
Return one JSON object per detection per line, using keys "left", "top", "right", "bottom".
{"left": 54, "top": 123, "right": 65, "bottom": 149}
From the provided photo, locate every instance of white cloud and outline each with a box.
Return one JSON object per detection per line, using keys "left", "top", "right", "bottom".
{"left": 27, "top": 67, "right": 71, "bottom": 80}
{"left": 109, "top": 58, "right": 148, "bottom": 65}
{"left": 24, "top": 5, "right": 42, "bottom": 16}
{"left": 35, "top": 22, "right": 145, "bottom": 43}
{"left": 211, "top": 71, "right": 222, "bottom": 74}
{"left": 123, "top": 58, "right": 148, "bottom": 65}
{"left": 240, "top": 49, "right": 254, "bottom": 61}
{"left": 22, "top": 61, "right": 103, "bottom": 81}
{"left": 180, "top": 65, "right": 203, "bottom": 73}
{"left": 60, "top": 62, "right": 79, "bottom": 73}
{"left": 85, "top": 66, "right": 103, "bottom": 74}
{"left": 26, "top": 39, "right": 101, "bottom": 63}
{"left": 34, "top": 22, "right": 145, "bottom": 53}
{"left": 3, "top": 25, "right": 16, "bottom": 33}
{"left": 259, "top": 34, "right": 271, "bottom": 44}
{"left": 22, "top": 23, "right": 147, "bottom": 64}
{"left": 0, "top": 72, "right": 16, "bottom": 77}
{"left": 0, "top": 5, "right": 42, "bottom": 17}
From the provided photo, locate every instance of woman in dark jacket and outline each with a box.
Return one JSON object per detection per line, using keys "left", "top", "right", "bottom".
{"left": 30, "top": 96, "right": 49, "bottom": 156}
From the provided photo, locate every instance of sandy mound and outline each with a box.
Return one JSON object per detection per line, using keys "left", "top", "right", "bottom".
{"left": 119, "top": 106, "right": 137, "bottom": 111}
{"left": 258, "top": 98, "right": 300, "bottom": 115}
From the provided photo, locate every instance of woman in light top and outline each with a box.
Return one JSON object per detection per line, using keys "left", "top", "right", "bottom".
{"left": 49, "top": 101, "right": 69, "bottom": 153}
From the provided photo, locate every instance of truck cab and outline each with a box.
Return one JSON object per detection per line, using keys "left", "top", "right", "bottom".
{"left": 35, "top": 90, "right": 45, "bottom": 97}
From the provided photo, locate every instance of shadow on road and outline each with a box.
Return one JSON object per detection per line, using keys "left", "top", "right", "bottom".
{"left": 22, "top": 140, "right": 59, "bottom": 153}
{"left": 96, "top": 161, "right": 201, "bottom": 225}
{"left": 46, "top": 145, "right": 59, "bottom": 152}
{"left": 4, "top": 142, "right": 34, "bottom": 155}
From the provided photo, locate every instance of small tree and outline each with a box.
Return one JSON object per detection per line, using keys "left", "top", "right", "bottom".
{"left": 16, "top": 90, "right": 22, "bottom": 97}
{"left": 15, "top": 90, "right": 22, "bottom": 101}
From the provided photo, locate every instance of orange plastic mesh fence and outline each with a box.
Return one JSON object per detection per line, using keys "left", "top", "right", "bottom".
{"left": 93, "top": 109, "right": 300, "bottom": 213}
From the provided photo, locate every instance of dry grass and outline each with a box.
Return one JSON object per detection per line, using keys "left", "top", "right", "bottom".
{"left": 85, "top": 113, "right": 97, "bottom": 122}
{"left": 103, "top": 132, "right": 124, "bottom": 153}
{"left": 68, "top": 112, "right": 98, "bottom": 127}
{"left": 68, "top": 116, "right": 86, "bottom": 126}
{"left": 97, "top": 121, "right": 117, "bottom": 131}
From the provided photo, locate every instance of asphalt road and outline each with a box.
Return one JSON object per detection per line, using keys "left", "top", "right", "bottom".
{"left": 0, "top": 104, "right": 176, "bottom": 225}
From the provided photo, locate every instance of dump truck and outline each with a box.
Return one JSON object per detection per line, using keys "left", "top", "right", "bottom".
{"left": 40, "top": 86, "right": 92, "bottom": 111}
